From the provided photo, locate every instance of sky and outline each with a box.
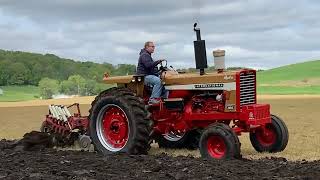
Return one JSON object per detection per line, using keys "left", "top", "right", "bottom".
{"left": 0, "top": 0, "right": 320, "bottom": 70}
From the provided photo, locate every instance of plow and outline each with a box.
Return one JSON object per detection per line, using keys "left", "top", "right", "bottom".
{"left": 7, "top": 104, "right": 91, "bottom": 151}
{"left": 40, "top": 103, "right": 91, "bottom": 149}
{"left": 13, "top": 23, "right": 289, "bottom": 160}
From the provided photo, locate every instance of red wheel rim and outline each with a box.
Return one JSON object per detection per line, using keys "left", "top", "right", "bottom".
{"left": 207, "top": 136, "right": 226, "bottom": 159}
{"left": 255, "top": 125, "right": 277, "bottom": 147}
{"left": 101, "top": 105, "right": 129, "bottom": 151}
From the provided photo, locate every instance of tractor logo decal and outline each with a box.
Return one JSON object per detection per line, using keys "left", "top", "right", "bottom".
{"left": 194, "top": 83, "right": 223, "bottom": 88}
{"left": 165, "top": 82, "right": 236, "bottom": 90}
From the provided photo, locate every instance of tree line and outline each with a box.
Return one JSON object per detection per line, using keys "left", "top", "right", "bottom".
{"left": 0, "top": 49, "right": 136, "bottom": 86}
{"left": 38, "top": 75, "right": 112, "bottom": 99}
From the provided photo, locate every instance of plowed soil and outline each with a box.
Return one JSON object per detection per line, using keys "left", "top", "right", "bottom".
{"left": 0, "top": 140, "right": 319, "bottom": 180}
{"left": 0, "top": 95, "right": 320, "bottom": 179}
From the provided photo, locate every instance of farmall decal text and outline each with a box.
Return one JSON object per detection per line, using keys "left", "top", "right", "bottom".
{"left": 194, "top": 84, "right": 224, "bottom": 88}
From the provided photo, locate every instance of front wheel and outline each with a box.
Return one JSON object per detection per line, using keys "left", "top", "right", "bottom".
{"left": 250, "top": 114, "right": 289, "bottom": 153}
{"left": 199, "top": 123, "right": 241, "bottom": 160}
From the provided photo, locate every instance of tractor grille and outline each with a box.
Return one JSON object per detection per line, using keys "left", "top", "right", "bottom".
{"left": 255, "top": 105, "right": 270, "bottom": 120}
{"left": 240, "top": 72, "right": 256, "bottom": 106}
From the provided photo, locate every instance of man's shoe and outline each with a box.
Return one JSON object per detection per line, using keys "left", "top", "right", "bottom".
{"left": 148, "top": 98, "right": 160, "bottom": 106}
{"left": 145, "top": 104, "right": 151, "bottom": 110}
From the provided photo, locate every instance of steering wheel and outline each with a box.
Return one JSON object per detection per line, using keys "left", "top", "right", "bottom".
{"left": 159, "top": 59, "right": 167, "bottom": 69}
{"left": 157, "top": 59, "right": 168, "bottom": 73}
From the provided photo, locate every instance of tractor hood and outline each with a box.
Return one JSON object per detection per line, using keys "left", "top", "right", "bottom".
{"left": 103, "top": 70, "right": 241, "bottom": 85}
{"left": 103, "top": 75, "right": 133, "bottom": 84}
{"left": 162, "top": 71, "right": 237, "bottom": 85}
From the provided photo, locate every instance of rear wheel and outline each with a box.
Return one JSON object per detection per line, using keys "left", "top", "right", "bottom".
{"left": 89, "top": 88, "right": 151, "bottom": 155}
{"left": 199, "top": 123, "right": 241, "bottom": 160}
{"left": 250, "top": 114, "right": 289, "bottom": 153}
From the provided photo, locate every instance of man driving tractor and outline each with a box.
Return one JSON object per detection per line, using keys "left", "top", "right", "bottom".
{"left": 136, "top": 41, "right": 167, "bottom": 105}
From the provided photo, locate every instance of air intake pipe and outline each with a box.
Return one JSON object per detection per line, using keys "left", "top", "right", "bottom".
{"left": 213, "top": 49, "right": 226, "bottom": 73}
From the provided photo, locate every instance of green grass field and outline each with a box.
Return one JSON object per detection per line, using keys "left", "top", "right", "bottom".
{"left": 257, "top": 85, "right": 320, "bottom": 94}
{"left": 0, "top": 85, "right": 40, "bottom": 102}
{"left": 257, "top": 60, "right": 320, "bottom": 94}
{"left": 257, "top": 60, "right": 320, "bottom": 84}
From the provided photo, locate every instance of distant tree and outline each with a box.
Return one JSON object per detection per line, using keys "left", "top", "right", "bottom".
{"left": 59, "top": 79, "right": 73, "bottom": 95}
{"left": 112, "top": 64, "right": 136, "bottom": 76}
{"left": 7, "top": 62, "right": 31, "bottom": 85}
{"left": 60, "top": 75, "right": 86, "bottom": 95}
{"left": 84, "top": 79, "right": 97, "bottom": 96}
{"left": 38, "top": 78, "right": 59, "bottom": 99}
{"left": 0, "top": 60, "right": 10, "bottom": 85}
{"left": 94, "top": 83, "right": 114, "bottom": 95}
{"left": 227, "top": 67, "right": 248, "bottom": 70}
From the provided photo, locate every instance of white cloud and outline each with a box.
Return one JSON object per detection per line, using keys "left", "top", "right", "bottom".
{"left": 0, "top": 0, "right": 319, "bottom": 69}
{"left": 114, "top": 46, "right": 135, "bottom": 55}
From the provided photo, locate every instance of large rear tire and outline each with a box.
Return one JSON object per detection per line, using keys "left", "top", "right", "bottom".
{"left": 250, "top": 114, "right": 289, "bottom": 153}
{"left": 199, "top": 123, "right": 241, "bottom": 160}
{"left": 89, "top": 88, "right": 151, "bottom": 155}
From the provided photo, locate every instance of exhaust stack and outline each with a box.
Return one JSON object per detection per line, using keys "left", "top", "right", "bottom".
{"left": 193, "top": 23, "right": 208, "bottom": 75}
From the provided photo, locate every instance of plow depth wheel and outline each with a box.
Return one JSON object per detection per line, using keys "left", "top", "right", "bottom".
{"left": 250, "top": 114, "right": 289, "bottom": 153}
{"left": 40, "top": 121, "right": 50, "bottom": 133}
{"left": 199, "top": 123, "right": 241, "bottom": 160}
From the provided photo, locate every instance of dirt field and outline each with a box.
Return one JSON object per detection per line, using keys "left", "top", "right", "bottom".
{"left": 0, "top": 95, "right": 320, "bottom": 179}
{"left": 0, "top": 95, "right": 320, "bottom": 161}
{"left": 0, "top": 141, "right": 319, "bottom": 180}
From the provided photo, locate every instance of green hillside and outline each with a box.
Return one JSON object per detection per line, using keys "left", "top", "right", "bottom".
{"left": 257, "top": 60, "right": 320, "bottom": 84}
{"left": 0, "top": 49, "right": 133, "bottom": 102}
{"left": 257, "top": 60, "right": 320, "bottom": 94}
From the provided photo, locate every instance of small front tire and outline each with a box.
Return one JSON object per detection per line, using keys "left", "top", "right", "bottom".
{"left": 199, "top": 123, "right": 241, "bottom": 160}
{"left": 249, "top": 114, "right": 289, "bottom": 153}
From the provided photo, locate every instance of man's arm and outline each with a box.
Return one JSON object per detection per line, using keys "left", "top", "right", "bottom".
{"left": 141, "top": 54, "right": 161, "bottom": 69}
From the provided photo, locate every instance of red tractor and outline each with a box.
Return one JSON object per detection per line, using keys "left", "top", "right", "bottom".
{"left": 41, "top": 24, "right": 289, "bottom": 160}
